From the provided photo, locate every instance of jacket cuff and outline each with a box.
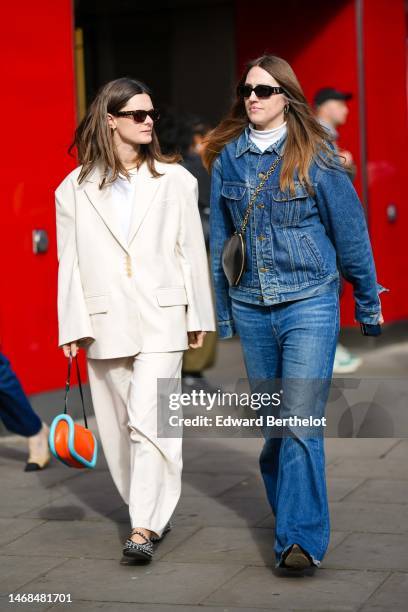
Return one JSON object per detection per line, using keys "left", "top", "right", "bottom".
{"left": 354, "top": 309, "right": 382, "bottom": 324}
{"left": 58, "top": 329, "right": 95, "bottom": 348}
{"left": 217, "top": 319, "right": 236, "bottom": 339}
{"left": 354, "top": 282, "right": 389, "bottom": 324}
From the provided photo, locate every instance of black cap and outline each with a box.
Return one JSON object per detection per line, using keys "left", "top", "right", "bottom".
{"left": 313, "top": 87, "right": 352, "bottom": 106}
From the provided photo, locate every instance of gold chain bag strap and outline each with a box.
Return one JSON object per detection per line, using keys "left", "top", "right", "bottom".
{"left": 221, "top": 154, "right": 283, "bottom": 286}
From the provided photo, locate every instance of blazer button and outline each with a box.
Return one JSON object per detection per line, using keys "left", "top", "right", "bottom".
{"left": 125, "top": 255, "right": 132, "bottom": 277}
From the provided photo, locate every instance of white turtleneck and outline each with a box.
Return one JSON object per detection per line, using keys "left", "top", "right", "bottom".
{"left": 249, "top": 121, "right": 287, "bottom": 153}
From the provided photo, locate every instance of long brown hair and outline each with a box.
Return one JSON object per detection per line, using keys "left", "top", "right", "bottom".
{"left": 70, "top": 77, "right": 180, "bottom": 188}
{"left": 203, "top": 55, "right": 342, "bottom": 194}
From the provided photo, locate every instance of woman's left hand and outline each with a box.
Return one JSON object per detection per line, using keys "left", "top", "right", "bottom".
{"left": 188, "top": 331, "right": 207, "bottom": 349}
{"left": 354, "top": 312, "right": 384, "bottom": 325}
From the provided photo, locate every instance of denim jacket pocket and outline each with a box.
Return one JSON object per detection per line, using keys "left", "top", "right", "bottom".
{"left": 221, "top": 182, "right": 248, "bottom": 229}
{"left": 298, "top": 233, "right": 327, "bottom": 278}
{"left": 269, "top": 181, "right": 309, "bottom": 226}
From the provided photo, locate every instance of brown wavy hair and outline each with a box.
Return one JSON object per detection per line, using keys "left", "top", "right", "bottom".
{"left": 203, "top": 55, "right": 342, "bottom": 195}
{"left": 69, "top": 77, "right": 180, "bottom": 188}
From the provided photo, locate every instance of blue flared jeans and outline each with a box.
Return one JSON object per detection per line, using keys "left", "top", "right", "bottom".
{"left": 231, "top": 284, "right": 340, "bottom": 566}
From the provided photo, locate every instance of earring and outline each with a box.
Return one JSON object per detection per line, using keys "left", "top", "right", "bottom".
{"left": 284, "top": 104, "right": 289, "bottom": 115}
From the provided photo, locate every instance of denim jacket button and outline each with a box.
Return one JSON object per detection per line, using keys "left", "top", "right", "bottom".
{"left": 258, "top": 235, "right": 266, "bottom": 241}
{"left": 257, "top": 203, "right": 265, "bottom": 209}
{"left": 259, "top": 267, "right": 268, "bottom": 273}
{"left": 258, "top": 172, "right": 266, "bottom": 179}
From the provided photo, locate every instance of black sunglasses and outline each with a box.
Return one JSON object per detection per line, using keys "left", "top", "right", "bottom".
{"left": 237, "top": 84, "right": 285, "bottom": 99}
{"left": 115, "top": 109, "right": 160, "bottom": 123}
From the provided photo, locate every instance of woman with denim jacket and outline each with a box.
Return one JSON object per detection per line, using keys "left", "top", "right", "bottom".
{"left": 204, "top": 55, "right": 387, "bottom": 570}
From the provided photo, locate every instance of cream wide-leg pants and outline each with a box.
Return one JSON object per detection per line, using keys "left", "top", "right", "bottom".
{"left": 86, "top": 351, "right": 183, "bottom": 537}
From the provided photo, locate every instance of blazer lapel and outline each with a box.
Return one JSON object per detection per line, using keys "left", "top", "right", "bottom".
{"left": 127, "top": 163, "right": 162, "bottom": 247}
{"left": 83, "top": 167, "right": 129, "bottom": 253}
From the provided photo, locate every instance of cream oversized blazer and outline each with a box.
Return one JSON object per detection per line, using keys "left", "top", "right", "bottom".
{"left": 55, "top": 160, "right": 216, "bottom": 359}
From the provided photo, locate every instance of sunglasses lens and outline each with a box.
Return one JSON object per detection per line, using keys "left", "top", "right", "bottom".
{"left": 133, "top": 111, "right": 147, "bottom": 123}
{"left": 254, "top": 85, "right": 273, "bottom": 98}
{"left": 238, "top": 85, "right": 277, "bottom": 98}
{"left": 238, "top": 85, "right": 252, "bottom": 98}
{"left": 150, "top": 110, "right": 160, "bottom": 122}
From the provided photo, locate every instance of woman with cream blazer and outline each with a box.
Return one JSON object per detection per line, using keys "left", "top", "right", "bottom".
{"left": 55, "top": 76, "right": 216, "bottom": 562}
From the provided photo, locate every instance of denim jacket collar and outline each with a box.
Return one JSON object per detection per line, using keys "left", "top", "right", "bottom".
{"left": 235, "top": 125, "right": 287, "bottom": 158}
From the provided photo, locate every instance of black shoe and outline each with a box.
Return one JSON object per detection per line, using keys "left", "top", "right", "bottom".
{"left": 280, "top": 544, "right": 314, "bottom": 569}
{"left": 150, "top": 521, "right": 172, "bottom": 543}
{"left": 123, "top": 529, "right": 154, "bottom": 561}
{"left": 182, "top": 373, "right": 217, "bottom": 394}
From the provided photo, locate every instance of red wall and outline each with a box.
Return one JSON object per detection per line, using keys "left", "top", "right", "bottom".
{"left": 1, "top": 0, "right": 406, "bottom": 395}
{"left": 0, "top": 0, "right": 80, "bottom": 393}
{"left": 235, "top": 0, "right": 407, "bottom": 325}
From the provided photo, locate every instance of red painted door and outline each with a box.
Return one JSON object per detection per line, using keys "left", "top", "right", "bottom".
{"left": 362, "top": 0, "right": 408, "bottom": 323}
{"left": 0, "top": 0, "right": 80, "bottom": 393}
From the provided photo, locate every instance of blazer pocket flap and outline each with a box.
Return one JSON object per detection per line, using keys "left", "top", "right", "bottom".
{"left": 85, "top": 295, "right": 108, "bottom": 314}
{"left": 156, "top": 287, "right": 188, "bottom": 307}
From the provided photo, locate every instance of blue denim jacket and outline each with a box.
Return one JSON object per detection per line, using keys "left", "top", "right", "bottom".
{"left": 209, "top": 127, "right": 388, "bottom": 339}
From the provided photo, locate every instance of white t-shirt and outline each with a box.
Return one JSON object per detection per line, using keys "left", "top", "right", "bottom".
{"left": 111, "top": 168, "right": 138, "bottom": 244}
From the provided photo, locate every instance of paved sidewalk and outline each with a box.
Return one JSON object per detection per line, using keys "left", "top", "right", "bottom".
{"left": 0, "top": 338, "right": 407, "bottom": 611}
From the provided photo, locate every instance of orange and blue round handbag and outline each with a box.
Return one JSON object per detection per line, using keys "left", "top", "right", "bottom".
{"left": 49, "top": 354, "right": 98, "bottom": 469}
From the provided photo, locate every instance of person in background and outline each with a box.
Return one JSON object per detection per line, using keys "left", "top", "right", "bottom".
{"left": 314, "top": 87, "right": 356, "bottom": 180}
{"left": 181, "top": 117, "right": 212, "bottom": 249}
{"left": 157, "top": 111, "right": 217, "bottom": 391}
{"left": 0, "top": 351, "right": 50, "bottom": 471}
{"left": 314, "top": 87, "right": 362, "bottom": 374}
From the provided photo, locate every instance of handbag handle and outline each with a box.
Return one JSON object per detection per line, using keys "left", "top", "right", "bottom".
{"left": 64, "top": 354, "right": 89, "bottom": 429}
{"left": 240, "top": 154, "right": 283, "bottom": 234}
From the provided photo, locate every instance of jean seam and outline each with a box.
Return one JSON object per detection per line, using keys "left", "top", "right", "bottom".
{"left": 321, "top": 292, "right": 339, "bottom": 380}
{"left": 318, "top": 293, "right": 338, "bottom": 555}
{"left": 269, "top": 306, "right": 281, "bottom": 348}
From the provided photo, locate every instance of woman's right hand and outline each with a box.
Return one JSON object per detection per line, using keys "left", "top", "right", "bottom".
{"left": 62, "top": 342, "right": 79, "bottom": 358}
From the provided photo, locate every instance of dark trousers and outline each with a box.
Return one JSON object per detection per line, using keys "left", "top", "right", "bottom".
{"left": 0, "top": 352, "right": 42, "bottom": 436}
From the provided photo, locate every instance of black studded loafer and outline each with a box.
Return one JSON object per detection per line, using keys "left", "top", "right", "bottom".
{"left": 123, "top": 529, "right": 154, "bottom": 561}
{"left": 280, "top": 543, "right": 314, "bottom": 569}
{"left": 150, "top": 521, "right": 172, "bottom": 543}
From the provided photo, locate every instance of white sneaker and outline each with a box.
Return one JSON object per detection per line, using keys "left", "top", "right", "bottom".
{"left": 333, "top": 344, "right": 362, "bottom": 374}
{"left": 25, "top": 422, "right": 51, "bottom": 471}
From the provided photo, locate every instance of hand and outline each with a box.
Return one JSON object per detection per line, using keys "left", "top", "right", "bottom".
{"left": 188, "top": 331, "right": 206, "bottom": 349}
{"left": 338, "top": 148, "right": 354, "bottom": 168}
{"left": 62, "top": 342, "right": 79, "bottom": 358}
{"left": 354, "top": 312, "right": 384, "bottom": 325}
